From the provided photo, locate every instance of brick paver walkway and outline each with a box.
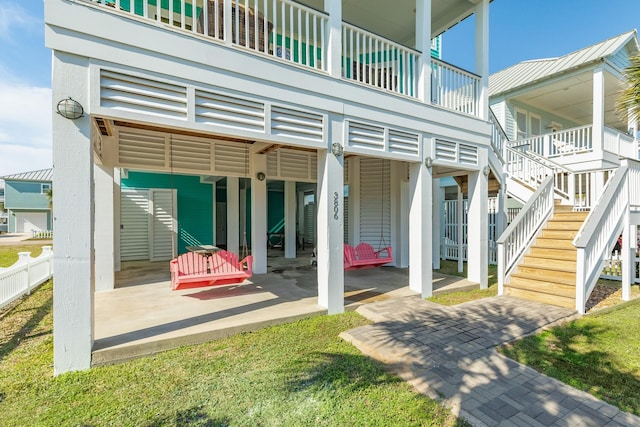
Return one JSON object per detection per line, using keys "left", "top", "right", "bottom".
{"left": 341, "top": 295, "right": 640, "bottom": 427}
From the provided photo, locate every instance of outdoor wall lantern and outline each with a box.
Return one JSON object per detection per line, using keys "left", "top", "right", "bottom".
{"left": 331, "top": 142, "right": 344, "bottom": 157}
{"left": 424, "top": 156, "right": 433, "bottom": 168}
{"left": 56, "top": 97, "right": 84, "bottom": 120}
{"left": 256, "top": 172, "right": 266, "bottom": 181}
{"left": 483, "top": 165, "right": 491, "bottom": 176}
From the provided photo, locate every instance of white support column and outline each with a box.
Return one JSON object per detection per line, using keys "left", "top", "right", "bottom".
{"left": 415, "top": 0, "right": 432, "bottom": 103}
{"left": 348, "top": 157, "right": 361, "bottom": 245}
{"left": 475, "top": 0, "right": 490, "bottom": 120}
{"left": 317, "top": 118, "right": 344, "bottom": 314}
{"left": 593, "top": 64, "right": 605, "bottom": 156}
{"left": 226, "top": 177, "right": 240, "bottom": 256}
{"left": 324, "top": 0, "right": 342, "bottom": 78}
{"left": 497, "top": 184, "right": 507, "bottom": 241}
{"left": 467, "top": 165, "right": 489, "bottom": 288}
{"left": 457, "top": 185, "right": 464, "bottom": 273}
{"left": 409, "top": 161, "right": 433, "bottom": 297}
{"left": 432, "top": 178, "right": 441, "bottom": 269}
{"left": 284, "top": 180, "right": 297, "bottom": 258}
{"left": 212, "top": 181, "right": 217, "bottom": 245}
{"left": 114, "top": 168, "right": 121, "bottom": 272}
{"left": 94, "top": 163, "right": 115, "bottom": 292}
{"left": 52, "top": 52, "right": 94, "bottom": 375}
{"left": 622, "top": 214, "right": 633, "bottom": 301}
{"left": 399, "top": 179, "right": 410, "bottom": 268}
{"left": 251, "top": 155, "right": 268, "bottom": 274}
{"left": 297, "top": 189, "right": 305, "bottom": 247}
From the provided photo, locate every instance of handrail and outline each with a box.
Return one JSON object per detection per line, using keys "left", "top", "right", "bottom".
{"left": 573, "top": 164, "right": 629, "bottom": 314}
{"left": 488, "top": 109, "right": 507, "bottom": 164}
{"left": 497, "top": 175, "right": 555, "bottom": 294}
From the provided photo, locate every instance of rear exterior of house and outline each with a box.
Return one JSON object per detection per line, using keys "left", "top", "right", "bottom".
{"left": 46, "top": 0, "right": 495, "bottom": 374}
{"left": 1, "top": 169, "right": 53, "bottom": 234}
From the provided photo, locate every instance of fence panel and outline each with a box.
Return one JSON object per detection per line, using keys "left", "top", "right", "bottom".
{"left": 0, "top": 247, "right": 53, "bottom": 309}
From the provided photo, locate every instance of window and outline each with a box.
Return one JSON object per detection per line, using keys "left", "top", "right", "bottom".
{"left": 515, "top": 109, "right": 527, "bottom": 140}
{"left": 41, "top": 183, "right": 51, "bottom": 194}
{"left": 530, "top": 114, "right": 541, "bottom": 137}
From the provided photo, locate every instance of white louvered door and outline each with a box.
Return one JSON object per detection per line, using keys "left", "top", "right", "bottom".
{"left": 150, "top": 189, "right": 177, "bottom": 261}
{"left": 120, "top": 189, "right": 151, "bottom": 261}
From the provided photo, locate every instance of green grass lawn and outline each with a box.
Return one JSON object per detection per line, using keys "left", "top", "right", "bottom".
{"left": 499, "top": 299, "right": 640, "bottom": 415}
{"left": 0, "top": 283, "right": 466, "bottom": 426}
{"left": 428, "top": 260, "right": 498, "bottom": 305}
{"left": 0, "top": 245, "right": 45, "bottom": 268}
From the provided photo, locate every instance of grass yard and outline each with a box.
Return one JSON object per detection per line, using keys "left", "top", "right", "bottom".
{"left": 0, "top": 283, "right": 466, "bottom": 426}
{"left": 499, "top": 299, "right": 640, "bottom": 415}
{"left": 428, "top": 260, "right": 498, "bottom": 305}
{"left": 0, "top": 245, "right": 44, "bottom": 268}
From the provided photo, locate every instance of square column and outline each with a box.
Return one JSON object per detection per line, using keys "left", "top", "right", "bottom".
{"left": 317, "top": 127, "right": 344, "bottom": 314}
{"left": 457, "top": 185, "right": 464, "bottom": 273}
{"left": 114, "top": 169, "right": 121, "bottom": 272}
{"left": 284, "top": 180, "right": 297, "bottom": 258}
{"left": 415, "top": 0, "right": 432, "bottom": 103}
{"left": 593, "top": 64, "right": 605, "bottom": 156}
{"left": 52, "top": 52, "right": 94, "bottom": 374}
{"left": 94, "top": 163, "right": 115, "bottom": 292}
{"left": 467, "top": 167, "right": 489, "bottom": 288}
{"left": 226, "top": 177, "right": 240, "bottom": 256}
{"left": 432, "top": 178, "right": 441, "bottom": 270}
{"left": 251, "top": 155, "right": 268, "bottom": 274}
{"left": 409, "top": 160, "right": 433, "bottom": 297}
{"left": 475, "top": 0, "right": 489, "bottom": 120}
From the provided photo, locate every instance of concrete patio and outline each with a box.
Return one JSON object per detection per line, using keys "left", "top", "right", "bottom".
{"left": 93, "top": 250, "right": 479, "bottom": 366}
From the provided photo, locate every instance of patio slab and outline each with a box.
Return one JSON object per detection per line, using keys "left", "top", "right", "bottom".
{"left": 93, "top": 255, "right": 479, "bottom": 366}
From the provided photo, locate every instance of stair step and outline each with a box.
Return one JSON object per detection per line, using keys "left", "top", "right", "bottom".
{"left": 522, "top": 256, "right": 576, "bottom": 271}
{"left": 507, "top": 276, "right": 575, "bottom": 298}
{"left": 504, "top": 287, "right": 576, "bottom": 309}
{"left": 552, "top": 212, "right": 589, "bottom": 221}
{"left": 545, "top": 220, "right": 583, "bottom": 231}
{"left": 541, "top": 229, "right": 580, "bottom": 240}
{"left": 534, "top": 237, "right": 575, "bottom": 250}
{"left": 516, "top": 266, "right": 576, "bottom": 284}
{"left": 528, "top": 247, "right": 576, "bottom": 261}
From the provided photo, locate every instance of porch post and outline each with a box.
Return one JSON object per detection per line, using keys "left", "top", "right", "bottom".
{"left": 497, "top": 184, "right": 507, "bottom": 241}
{"left": 114, "top": 169, "right": 121, "bottom": 272}
{"left": 592, "top": 64, "right": 605, "bottom": 157}
{"left": 212, "top": 181, "right": 217, "bottom": 245}
{"left": 284, "top": 180, "right": 297, "bottom": 258}
{"left": 467, "top": 155, "right": 489, "bottom": 288}
{"left": 324, "top": 0, "right": 342, "bottom": 78}
{"left": 251, "top": 155, "right": 268, "bottom": 274}
{"left": 399, "top": 178, "right": 410, "bottom": 268}
{"left": 475, "top": 0, "right": 490, "bottom": 120}
{"left": 432, "top": 178, "right": 441, "bottom": 269}
{"left": 226, "top": 177, "right": 240, "bottom": 256}
{"left": 52, "top": 52, "right": 94, "bottom": 374}
{"left": 415, "top": 0, "right": 432, "bottom": 104}
{"left": 457, "top": 185, "right": 464, "bottom": 273}
{"left": 409, "top": 159, "right": 433, "bottom": 297}
{"left": 317, "top": 116, "right": 344, "bottom": 314}
{"left": 622, "top": 213, "right": 633, "bottom": 302}
{"left": 94, "top": 163, "right": 115, "bottom": 292}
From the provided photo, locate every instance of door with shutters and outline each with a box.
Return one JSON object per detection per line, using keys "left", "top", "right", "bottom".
{"left": 120, "top": 189, "right": 177, "bottom": 261}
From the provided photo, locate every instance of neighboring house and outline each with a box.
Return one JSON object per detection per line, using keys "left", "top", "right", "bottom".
{"left": 0, "top": 180, "right": 7, "bottom": 233}
{"left": 46, "top": 0, "right": 495, "bottom": 374}
{"left": 1, "top": 169, "right": 53, "bottom": 234}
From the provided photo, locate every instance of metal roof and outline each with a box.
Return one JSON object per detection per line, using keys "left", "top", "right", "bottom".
{"left": 489, "top": 30, "right": 639, "bottom": 97}
{"left": 2, "top": 168, "right": 53, "bottom": 182}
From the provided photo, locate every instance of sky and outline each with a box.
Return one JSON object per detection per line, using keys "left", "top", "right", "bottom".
{"left": 1, "top": 0, "right": 640, "bottom": 177}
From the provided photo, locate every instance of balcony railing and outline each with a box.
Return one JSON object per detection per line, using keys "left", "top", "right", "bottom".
{"left": 87, "top": 0, "right": 482, "bottom": 116}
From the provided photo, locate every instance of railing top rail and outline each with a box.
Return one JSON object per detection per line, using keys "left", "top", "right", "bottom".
{"left": 509, "top": 124, "right": 594, "bottom": 146}
{"left": 489, "top": 109, "right": 509, "bottom": 141}
{"left": 432, "top": 57, "right": 481, "bottom": 79}
{"left": 509, "top": 146, "right": 572, "bottom": 173}
{"left": 341, "top": 21, "right": 420, "bottom": 54}
{"left": 497, "top": 175, "right": 554, "bottom": 244}
{"left": 573, "top": 166, "right": 628, "bottom": 248}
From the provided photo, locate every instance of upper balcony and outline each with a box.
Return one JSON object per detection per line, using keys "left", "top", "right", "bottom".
{"left": 68, "top": 0, "right": 486, "bottom": 119}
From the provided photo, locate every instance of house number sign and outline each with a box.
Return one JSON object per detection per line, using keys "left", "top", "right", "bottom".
{"left": 333, "top": 192, "right": 340, "bottom": 220}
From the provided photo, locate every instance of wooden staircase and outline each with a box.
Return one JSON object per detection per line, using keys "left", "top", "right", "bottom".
{"left": 504, "top": 204, "right": 589, "bottom": 309}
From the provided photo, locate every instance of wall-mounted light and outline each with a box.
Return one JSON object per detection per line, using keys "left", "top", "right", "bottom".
{"left": 424, "top": 156, "right": 433, "bottom": 168}
{"left": 256, "top": 172, "right": 266, "bottom": 181}
{"left": 331, "top": 142, "right": 344, "bottom": 157}
{"left": 56, "top": 97, "right": 84, "bottom": 120}
{"left": 483, "top": 166, "right": 491, "bottom": 176}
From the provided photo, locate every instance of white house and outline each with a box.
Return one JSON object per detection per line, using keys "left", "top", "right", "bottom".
{"left": 46, "top": 0, "right": 495, "bottom": 374}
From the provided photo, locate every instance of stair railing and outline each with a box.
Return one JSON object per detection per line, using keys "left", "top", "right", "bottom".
{"left": 573, "top": 163, "right": 629, "bottom": 314}
{"left": 497, "top": 175, "right": 555, "bottom": 295}
{"left": 488, "top": 109, "right": 507, "bottom": 164}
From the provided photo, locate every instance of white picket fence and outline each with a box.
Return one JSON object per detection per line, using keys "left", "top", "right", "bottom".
{"left": 0, "top": 246, "right": 53, "bottom": 309}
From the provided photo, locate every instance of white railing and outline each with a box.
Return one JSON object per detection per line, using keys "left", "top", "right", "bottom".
{"left": 603, "top": 126, "right": 636, "bottom": 158}
{"left": 574, "top": 166, "right": 628, "bottom": 314}
{"left": 505, "top": 147, "right": 572, "bottom": 203}
{"left": 489, "top": 109, "right": 507, "bottom": 163}
{"left": 497, "top": 175, "right": 555, "bottom": 294}
{"left": 432, "top": 58, "right": 480, "bottom": 116}
{"left": 93, "top": 0, "right": 328, "bottom": 72}
{"left": 628, "top": 158, "right": 640, "bottom": 208}
{"left": 601, "top": 249, "right": 640, "bottom": 284}
{"left": 0, "top": 246, "right": 53, "bottom": 309}
{"left": 32, "top": 230, "right": 54, "bottom": 239}
{"left": 342, "top": 23, "right": 418, "bottom": 98}
{"left": 508, "top": 125, "right": 593, "bottom": 158}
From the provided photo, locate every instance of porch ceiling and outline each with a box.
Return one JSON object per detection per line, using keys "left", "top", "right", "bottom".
{"left": 297, "top": 0, "right": 482, "bottom": 47}
{"left": 508, "top": 70, "right": 627, "bottom": 131}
